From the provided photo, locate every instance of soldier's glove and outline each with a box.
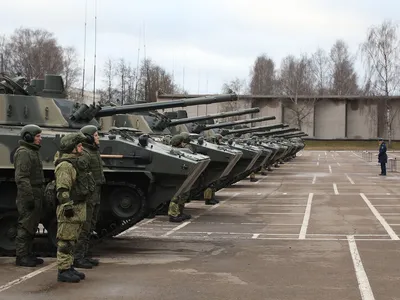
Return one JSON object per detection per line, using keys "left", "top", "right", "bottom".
{"left": 63, "top": 206, "right": 74, "bottom": 218}
{"left": 26, "top": 200, "right": 35, "bottom": 211}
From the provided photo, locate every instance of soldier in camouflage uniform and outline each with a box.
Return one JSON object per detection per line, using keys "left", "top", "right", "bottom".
{"left": 14, "top": 124, "right": 45, "bottom": 267}
{"left": 168, "top": 134, "right": 192, "bottom": 223}
{"left": 54, "top": 132, "right": 95, "bottom": 283}
{"left": 180, "top": 132, "right": 196, "bottom": 153}
{"left": 74, "top": 125, "right": 105, "bottom": 269}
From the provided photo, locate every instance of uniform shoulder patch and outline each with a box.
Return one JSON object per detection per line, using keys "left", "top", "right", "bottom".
{"left": 20, "top": 164, "right": 29, "bottom": 172}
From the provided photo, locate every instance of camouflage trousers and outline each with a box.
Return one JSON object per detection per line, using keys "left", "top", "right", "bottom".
{"left": 15, "top": 190, "right": 43, "bottom": 257}
{"left": 56, "top": 201, "right": 86, "bottom": 271}
{"left": 203, "top": 187, "right": 214, "bottom": 200}
{"left": 168, "top": 194, "right": 188, "bottom": 217}
{"left": 74, "top": 201, "right": 101, "bottom": 259}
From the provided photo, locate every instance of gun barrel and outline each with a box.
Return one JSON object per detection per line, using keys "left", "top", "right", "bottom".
{"left": 222, "top": 123, "right": 289, "bottom": 135}
{"left": 203, "top": 115, "right": 276, "bottom": 130}
{"left": 96, "top": 93, "right": 238, "bottom": 118}
{"left": 168, "top": 107, "right": 260, "bottom": 126}
{"left": 253, "top": 127, "right": 300, "bottom": 137}
{"left": 275, "top": 131, "right": 306, "bottom": 138}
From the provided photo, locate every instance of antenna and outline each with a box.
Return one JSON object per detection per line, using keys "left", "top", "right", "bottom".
{"left": 134, "top": 26, "right": 141, "bottom": 103}
{"left": 183, "top": 67, "right": 185, "bottom": 91}
{"left": 81, "top": 0, "right": 88, "bottom": 99}
{"left": 92, "top": 0, "right": 97, "bottom": 106}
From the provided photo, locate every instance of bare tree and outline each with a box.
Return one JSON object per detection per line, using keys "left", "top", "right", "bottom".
{"left": 311, "top": 48, "right": 331, "bottom": 95}
{"left": 360, "top": 20, "right": 400, "bottom": 143}
{"left": 277, "top": 54, "right": 317, "bottom": 130}
{"left": 62, "top": 46, "right": 80, "bottom": 93}
{"left": 220, "top": 77, "right": 249, "bottom": 121}
{"left": 116, "top": 58, "right": 130, "bottom": 105}
{"left": 0, "top": 35, "right": 11, "bottom": 74}
{"left": 6, "top": 27, "right": 64, "bottom": 81}
{"left": 102, "top": 58, "right": 115, "bottom": 104}
{"left": 329, "top": 40, "right": 359, "bottom": 95}
{"left": 137, "top": 58, "right": 179, "bottom": 102}
{"left": 249, "top": 54, "right": 276, "bottom": 95}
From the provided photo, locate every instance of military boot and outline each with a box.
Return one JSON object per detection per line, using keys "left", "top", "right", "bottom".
{"left": 58, "top": 269, "right": 81, "bottom": 283}
{"left": 180, "top": 213, "right": 192, "bottom": 220}
{"left": 30, "top": 254, "right": 44, "bottom": 265}
{"left": 205, "top": 199, "right": 218, "bottom": 205}
{"left": 86, "top": 257, "right": 99, "bottom": 266}
{"left": 16, "top": 256, "right": 36, "bottom": 267}
{"left": 169, "top": 215, "right": 187, "bottom": 223}
{"left": 73, "top": 258, "right": 93, "bottom": 269}
{"left": 69, "top": 267, "right": 85, "bottom": 279}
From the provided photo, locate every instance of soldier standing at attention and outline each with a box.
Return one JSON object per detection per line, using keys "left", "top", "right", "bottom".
{"left": 378, "top": 138, "right": 387, "bottom": 176}
{"left": 14, "top": 124, "right": 45, "bottom": 267}
{"left": 168, "top": 134, "right": 192, "bottom": 223}
{"left": 54, "top": 133, "right": 95, "bottom": 283}
{"left": 74, "top": 125, "right": 105, "bottom": 268}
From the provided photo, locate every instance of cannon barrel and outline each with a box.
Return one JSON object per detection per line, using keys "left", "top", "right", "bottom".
{"left": 202, "top": 115, "right": 276, "bottom": 131}
{"left": 168, "top": 107, "right": 260, "bottom": 126}
{"left": 222, "top": 123, "right": 289, "bottom": 136}
{"left": 94, "top": 93, "right": 238, "bottom": 118}
{"left": 253, "top": 127, "right": 300, "bottom": 137}
{"left": 274, "top": 131, "right": 306, "bottom": 137}
{"left": 276, "top": 132, "right": 308, "bottom": 138}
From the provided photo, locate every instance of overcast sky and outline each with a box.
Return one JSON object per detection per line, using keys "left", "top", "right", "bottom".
{"left": 0, "top": 0, "right": 398, "bottom": 94}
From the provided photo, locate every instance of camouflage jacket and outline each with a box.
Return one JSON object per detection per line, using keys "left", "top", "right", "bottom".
{"left": 14, "top": 140, "right": 45, "bottom": 200}
{"left": 82, "top": 142, "right": 105, "bottom": 185}
{"left": 54, "top": 152, "right": 95, "bottom": 205}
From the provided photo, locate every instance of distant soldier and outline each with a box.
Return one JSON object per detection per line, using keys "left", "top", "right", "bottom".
{"left": 54, "top": 132, "right": 95, "bottom": 283}
{"left": 378, "top": 138, "right": 387, "bottom": 176}
{"left": 14, "top": 124, "right": 45, "bottom": 267}
{"left": 168, "top": 134, "right": 192, "bottom": 222}
{"left": 74, "top": 125, "right": 105, "bottom": 268}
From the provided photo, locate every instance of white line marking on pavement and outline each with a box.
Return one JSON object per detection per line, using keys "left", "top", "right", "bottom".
{"left": 0, "top": 262, "right": 57, "bottom": 293}
{"left": 299, "top": 193, "right": 313, "bottom": 239}
{"left": 162, "top": 192, "right": 240, "bottom": 237}
{"left": 360, "top": 193, "right": 399, "bottom": 240}
{"left": 336, "top": 162, "right": 341, "bottom": 166}
{"left": 333, "top": 183, "right": 339, "bottom": 195}
{"left": 317, "top": 162, "right": 319, "bottom": 166}
{"left": 312, "top": 175, "right": 316, "bottom": 184}
{"left": 329, "top": 165, "right": 332, "bottom": 173}
{"left": 116, "top": 218, "right": 155, "bottom": 237}
{"left": 347, "top": 235, "right": 376, "bottom": 300}
{"left": 345, "top": 173, "right": 355, "bottom": 184}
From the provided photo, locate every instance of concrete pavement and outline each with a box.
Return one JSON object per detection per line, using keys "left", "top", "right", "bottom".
{"left": 0, "top": 150, "right": 399, "bottom": 299}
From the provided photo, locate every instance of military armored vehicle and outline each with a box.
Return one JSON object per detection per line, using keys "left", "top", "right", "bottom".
{"left": 100, "top": 106, "right": 263, "bottom": 204}
{"left": 0, "top": 73, "right": 237, "bottom": 254}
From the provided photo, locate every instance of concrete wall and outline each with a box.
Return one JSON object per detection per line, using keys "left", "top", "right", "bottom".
{"left": 252, "top": 99, "right": 282, "bottom": 126}
{"left": 314, "top": 99, "right": 346, "bottom": 138}
{"left": 346, "top": 99, "right": 378, "bottom": 139}
{"left": 157, "top": 96, "right": 400, "bottom": 139}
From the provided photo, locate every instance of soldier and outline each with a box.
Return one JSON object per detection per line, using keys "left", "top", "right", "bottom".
{"left": 14, "top": 124, "right": 45, "bottom": 267}
{"left": 74, "top": 125, "right": 105, "bottom": 268}
{"left": 378, "top": 138, "right": 387, "bottom": 176}
{"left": 54, "top": 132, "right": 95, "bottom": 283}
{"left": 180, "top": 132, "right": 196, "bottom": 153}
{"left": 168, "top": 134, "right": 192, "bottom": 223}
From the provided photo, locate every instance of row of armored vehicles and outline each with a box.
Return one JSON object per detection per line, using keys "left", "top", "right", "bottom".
{"left": 0, "top": 74, "right": 306, "bottom": 255}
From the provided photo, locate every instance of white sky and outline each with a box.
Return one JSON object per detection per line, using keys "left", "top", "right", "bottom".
{"left": 0, "top": 0, "right": 398, "bottom": 94}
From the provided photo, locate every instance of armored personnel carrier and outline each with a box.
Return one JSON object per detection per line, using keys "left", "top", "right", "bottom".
{"left": 0, "top": 73, "right": 236, "bottom": 254}
{"left": 100, "top": 106, "right": 262, "bottom": 204}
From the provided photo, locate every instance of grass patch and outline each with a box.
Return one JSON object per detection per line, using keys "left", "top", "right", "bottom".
{"left": 304, "top": 140, "right": 400, "bottom": 150}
